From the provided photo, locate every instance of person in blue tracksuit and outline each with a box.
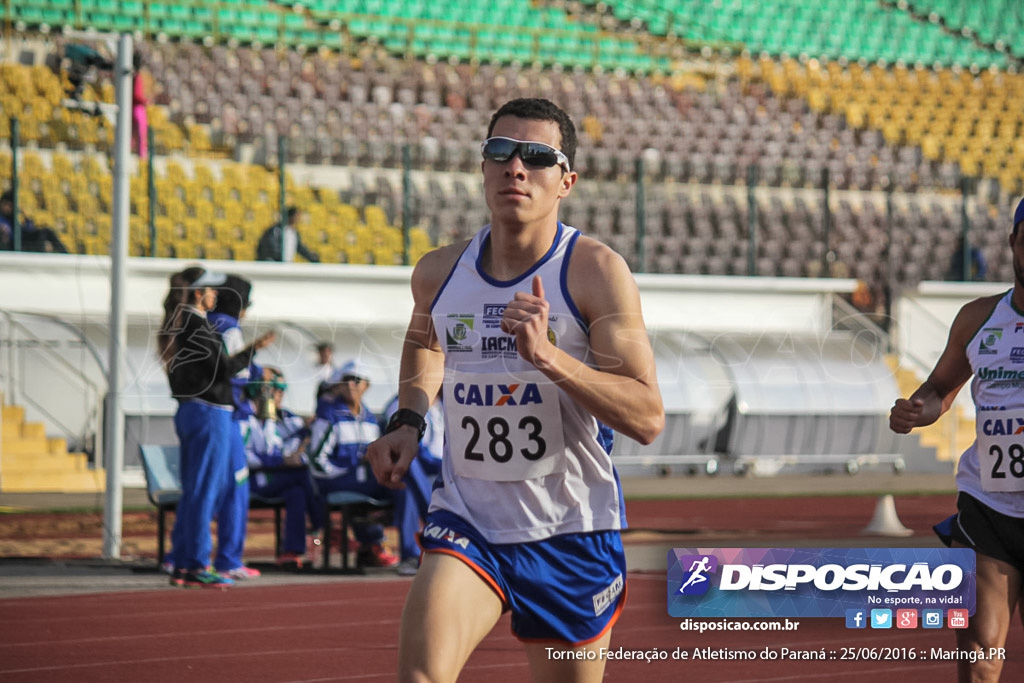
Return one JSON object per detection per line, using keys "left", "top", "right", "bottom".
{"left": 308, "top": 360, "right": 416, "bottom": 568}
{"left": 157, "top": 266, "right": 275, "bottom": 588}
{"left": 241, "top": 367, "right": 324, "bottom": 566}
{"left": 207, "top": 273, "right": 262, "bottom": 580}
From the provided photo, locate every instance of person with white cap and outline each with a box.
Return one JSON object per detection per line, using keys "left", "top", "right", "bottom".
{"left": 891, "top": 196, "right": 1024, "bottom": 682}
{"left": 307, "top": 359, "right": 410, "bottom": 568}
{"left": 156, "top": 265, "right": 275, "bottom": 588}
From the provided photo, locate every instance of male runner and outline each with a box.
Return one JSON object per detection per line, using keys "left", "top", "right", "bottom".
{"left": 890, "top": 197, "right": 1024, "bottom": 682}
{"left": 368, "top": 97, "right": 664, "bottom": 682}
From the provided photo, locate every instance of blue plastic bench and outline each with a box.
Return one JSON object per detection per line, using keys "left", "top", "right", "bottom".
{"left": 139, "top": 444, "right": 286, "bottom": 569}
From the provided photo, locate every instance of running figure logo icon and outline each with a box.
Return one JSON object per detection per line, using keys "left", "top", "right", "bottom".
{"left": 677, "top": 554, "right": 718, "bottom": 595}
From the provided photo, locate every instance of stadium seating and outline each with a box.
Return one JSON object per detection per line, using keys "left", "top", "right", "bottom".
{"left": 2, "top": 0, "right": 1022, "bottom": 291}
{"left": 905, "top": 0, "right": 1024, "bottom": 60}
{"left": 583, "top": 0, "right": 1012, "bottom": 68}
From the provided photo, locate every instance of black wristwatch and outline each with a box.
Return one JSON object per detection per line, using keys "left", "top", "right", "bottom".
{"left": 385, "top": 408, "right": 426, "bottom": 442}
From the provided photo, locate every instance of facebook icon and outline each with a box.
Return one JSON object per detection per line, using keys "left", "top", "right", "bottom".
{"left": 845, "top": 609, "right": 866, "bottom": 629}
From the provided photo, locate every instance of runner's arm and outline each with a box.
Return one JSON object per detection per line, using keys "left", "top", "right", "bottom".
{"left": 890, "top": 298, "right": 991, "bottom": 433}
{"left": 506, "top": 238, "right": 664, "bottom": 445}
{"left": 367, "top": 244, "right": 461, "bottom": 486}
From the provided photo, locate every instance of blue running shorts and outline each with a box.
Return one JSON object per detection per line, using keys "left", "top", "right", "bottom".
{"left": 419, "top": 509, "right": 628, "bottom": 645}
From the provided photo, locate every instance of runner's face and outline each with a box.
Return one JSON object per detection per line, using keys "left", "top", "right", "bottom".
{"left": 482, "top": 117, "right": 575, "bottom": 228}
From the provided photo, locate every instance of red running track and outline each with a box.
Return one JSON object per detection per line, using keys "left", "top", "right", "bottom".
{"left": 0, "top": 575, "right": 1020, "bottom": 682}
{"left": 1, "top": 492, "right": 1021, "bottom": 681}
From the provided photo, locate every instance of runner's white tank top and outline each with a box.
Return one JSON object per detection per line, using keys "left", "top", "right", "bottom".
{"left": 958, "top": 289, "right": 1024, "bottom": 517}
{"left": 429, "top": 223, "right": 626, "bottom": 543}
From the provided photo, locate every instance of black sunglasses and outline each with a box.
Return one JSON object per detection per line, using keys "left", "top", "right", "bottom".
{"left": 481, "top": 137, "right": 571, "bottom": 173}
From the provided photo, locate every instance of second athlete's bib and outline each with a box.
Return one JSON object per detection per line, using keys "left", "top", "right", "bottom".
{"left": 977, "top": 408, "right": 1024, "bottom": 492}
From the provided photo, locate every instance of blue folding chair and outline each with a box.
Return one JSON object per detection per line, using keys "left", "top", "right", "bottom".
{"left": 139, "top": 444, "right": 285, "bottom": 569}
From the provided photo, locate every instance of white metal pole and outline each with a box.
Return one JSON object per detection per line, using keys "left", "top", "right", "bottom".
{"left": 103, "top": 32, "right": 133, "bottom": 560}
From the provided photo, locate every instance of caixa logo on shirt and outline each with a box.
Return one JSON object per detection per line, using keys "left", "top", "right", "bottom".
{"left": 452, "top": 382, "right": 542, "bottom": 406}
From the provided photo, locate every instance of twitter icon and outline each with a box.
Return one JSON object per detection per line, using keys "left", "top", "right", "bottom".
{"left": 870, "top": 609, "right": 892, "bottom": 629}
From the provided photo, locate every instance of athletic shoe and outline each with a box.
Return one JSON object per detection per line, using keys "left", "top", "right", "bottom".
{"left": 160, "top": 561, "right": 175, "bottom": 576}
{"left": 356, "top": 544, "right": 399, "bottom": 569}
{"left": 276, "top": 553, "right": 305, "bottom": 569}
{"left": 169, "top": 568, "right": 186, "bottom": 587}
{"left": 396, "top": 557, "right": 419, "bottom": 576}
{"left": 221, "top": 565, "right": 261, "bottom": 580}
{"left": 181, "top": 569, "right": 234, "bottom": 588}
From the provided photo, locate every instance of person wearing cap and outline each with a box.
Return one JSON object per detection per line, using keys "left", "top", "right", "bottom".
{"left": 365, "top": 98, "right": 664, "bottom": 681}
{"left": 156, "top": 265, "right": 275, "bottom": 588}
{"left": 307, "top": 360, "right": 405, "bottom": 568}
{"left": 240, "top": 367, "right": 324, "bottom": 567}
{"left": 890, "top": 196, "right": 1024, "bottom": 682}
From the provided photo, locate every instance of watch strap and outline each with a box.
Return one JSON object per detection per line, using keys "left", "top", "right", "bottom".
{"left": 385, "top": 408, "right": 426, "bottom": 441}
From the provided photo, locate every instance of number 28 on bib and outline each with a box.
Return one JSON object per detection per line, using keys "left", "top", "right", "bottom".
{"left": 978, "top": 409, "right": 1024, "bottom": 492}
{"left": 446, "top": 370, "right": 567, "bottom": 482}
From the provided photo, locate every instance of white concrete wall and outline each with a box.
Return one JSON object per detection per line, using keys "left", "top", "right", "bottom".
{"left": 1, "top": 252, "right": 859, "bottom": 435}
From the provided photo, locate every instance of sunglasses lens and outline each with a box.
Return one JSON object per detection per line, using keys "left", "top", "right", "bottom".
{"left": 482, "top": 138, "right": 518, "bottom": 162}
{"left": 520, "top": 143, "right": 559, "bottom": 168}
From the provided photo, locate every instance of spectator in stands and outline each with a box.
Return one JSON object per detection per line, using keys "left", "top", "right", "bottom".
{"left": 131, "top": 53, "right": 149, "bottom": 160}
{"left": 312, "top": 341, "right": 337, "bottom": 394}
{"left": 241, "top": 366, "right": 323, "bottom": 568}
{"left": 947, "top": 242, "right": 987, "bottom": 282}
{"left": 366, "top": 97, "right": 663, "bottom": 680}
{"left": 890, "top": 196, "right": 1024, "bottom": 682}
{"left": 381, "top": 394, "right": 444, "bottom": 576}
{"left": 156, "top": 266, "right": 275, "bottom": 588}
{"left": 0, "top": 190, "right": 68, "bottom": 254}
{"left": 307, "top": 359, "right": 416, "bottom": 569}
{"left": 63, "top": 42, "right": 113, "bottom": 102}
{"left": 255, "top": 207, "right": 320, "bottom": 263}
{"left": 206, "top": 273, "right": 263, "bottom": 581}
